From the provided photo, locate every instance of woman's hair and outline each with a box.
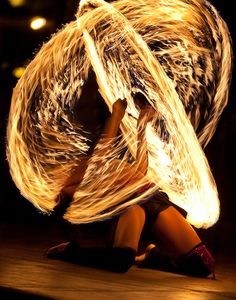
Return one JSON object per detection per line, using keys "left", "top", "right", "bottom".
{"left": 132, "top": 92, "right": 149, "bottom": 108}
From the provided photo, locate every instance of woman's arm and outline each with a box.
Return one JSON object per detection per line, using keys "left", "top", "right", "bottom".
{"left": 94, "top": 99, "right": 127, "bottom": 156}
{"left": 102, "top": 99, "right": 127, "bottom": 139}
{"left": 61, "top": 99, "right": 127, "bottom": 198}
{"left": 135, "top": 102, "right": 156, "bottom": 175}
{"left": 100, "top": 96, "right": 154, "bottom": 175}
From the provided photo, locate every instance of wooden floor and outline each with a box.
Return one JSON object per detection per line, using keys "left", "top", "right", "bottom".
{"left": 1, "top": 222, "right": 236, "bottom": 300}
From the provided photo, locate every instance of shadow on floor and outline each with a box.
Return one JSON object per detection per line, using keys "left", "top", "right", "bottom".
{"left": 0, "top": 286, "right": 56, "bottom": 300}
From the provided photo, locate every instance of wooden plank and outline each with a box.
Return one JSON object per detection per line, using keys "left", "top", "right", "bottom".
{"left": 0, "top": 223, "right": 236, "bottom": 300}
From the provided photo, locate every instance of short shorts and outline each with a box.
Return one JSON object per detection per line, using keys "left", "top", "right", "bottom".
{"left": 66, "top": 190, "right": 187, "bottom": 249}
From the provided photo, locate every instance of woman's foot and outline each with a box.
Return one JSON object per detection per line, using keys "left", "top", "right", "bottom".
{"left": 135, "top": 244, "right": 156, "bottom": 263}
{"left": 136, "top": 244, "right": 177, "bottom": 272}
{"left": 46, "top": 242, "right": 71, "bottom": 259}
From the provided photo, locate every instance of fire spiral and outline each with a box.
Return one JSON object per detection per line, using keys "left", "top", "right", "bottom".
{"left": 7, "top": 0, "right": 233, "bottom": 228}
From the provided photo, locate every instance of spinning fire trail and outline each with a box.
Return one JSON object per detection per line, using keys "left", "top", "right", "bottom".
{"left": 7, "top": 0, "right": 232, "bottom": 228}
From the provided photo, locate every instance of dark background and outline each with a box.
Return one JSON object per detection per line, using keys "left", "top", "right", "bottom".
{"left": 0, "top": 0, "right": 235, "bottom": 252}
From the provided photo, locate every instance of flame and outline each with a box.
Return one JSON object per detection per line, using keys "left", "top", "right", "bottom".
{"left": 7, "top": 0, "right": 232, "bottom": 228}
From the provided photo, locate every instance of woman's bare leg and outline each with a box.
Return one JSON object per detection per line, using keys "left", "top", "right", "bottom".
{"left": 113, "top": 205, "right": 146, "bottom": 252}
{"left": 151, "top": 206, "right": 201, "bottom": 257}
{"left": 141, "top": 206, "right": 216, "bottom": 277}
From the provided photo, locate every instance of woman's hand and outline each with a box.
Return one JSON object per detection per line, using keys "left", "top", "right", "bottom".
{"left": 133, "top": 93, "right": 155, "bottom": 123}
{"left": 139, "top": 105, "right": 156, "bottom": 123}
{"left": 112, "top": 98, "right": 127, "bottom": 120}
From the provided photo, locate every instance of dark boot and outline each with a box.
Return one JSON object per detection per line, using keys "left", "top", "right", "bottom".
{"left": 137, "top": 243, "right": 215, "bottom": 278}
{"left": 47, "top": 240, "right": 136, "bottom": 273}
{"left": 177, "top": 243, "right": 215, "bottom": 278}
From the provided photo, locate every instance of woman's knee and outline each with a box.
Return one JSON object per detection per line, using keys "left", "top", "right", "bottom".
{"left": 154, "top": 205, "right": 186, "bottom": 229}
{"left": 125, "top": 204, "right": 146, "bottom": 225}
{"left": 152, "top": 205, "right": 202, "bottom": 257}
{"left": 114, "top": 205, "right": 146, "bottom": 250}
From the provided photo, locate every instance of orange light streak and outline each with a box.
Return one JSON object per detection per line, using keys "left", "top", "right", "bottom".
{"left": 7, "top": 0, "right": 233, "bottom": 228}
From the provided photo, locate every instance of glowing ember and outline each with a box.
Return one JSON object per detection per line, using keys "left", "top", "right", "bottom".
{"left": 7, "top": 0, "right": 233, "bottom": 228}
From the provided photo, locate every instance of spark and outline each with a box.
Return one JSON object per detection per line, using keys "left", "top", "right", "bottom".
{"left": 7, "top": 0, "right": 233, "bottom": 228}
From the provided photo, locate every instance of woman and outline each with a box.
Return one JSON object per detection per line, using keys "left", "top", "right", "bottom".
{"left": 47, "top": 94, "right": 215, "bottom": 278}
